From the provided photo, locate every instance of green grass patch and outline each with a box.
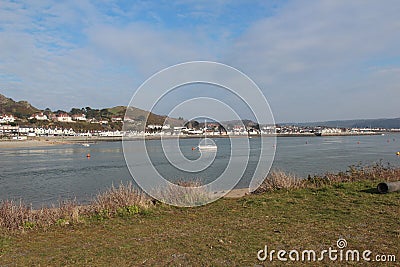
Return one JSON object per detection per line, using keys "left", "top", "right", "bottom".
{"left": 0, "top": 180, "right": 399, "bottom": 266}
{"left": 0, "top": 236, "right": 12, "bottom": 257}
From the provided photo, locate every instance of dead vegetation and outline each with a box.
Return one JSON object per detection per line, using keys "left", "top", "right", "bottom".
{"left": 254, "top": 162, "right": 400, "bottom": 194}
{"left": 0, "top": 182, "right": 151, "bottom": 231}
{"left": 1, "top": 163, "right": 399, "bottom": 231}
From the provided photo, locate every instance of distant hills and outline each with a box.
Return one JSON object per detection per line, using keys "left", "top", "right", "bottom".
{"left": 283, "top": 118, "right": 400, "bottom": 129}
{"left": 0, "top": 93, "right": 184, "bottom": 127}
{"left": 1, "top": 93, "right": 399, "bottom": 129}
{"left": 110, "top": 105, "right": 183, "bottom": 127}
{"left": 0, "top": 94, "right": 39, "bottom": 118}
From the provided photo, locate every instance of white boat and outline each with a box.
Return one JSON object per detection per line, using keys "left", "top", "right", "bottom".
{"left": 82, "top": 133, "right": 91, "bottom": 147}
{"left": 198, "top": 120, "right": 217, "bottom": 151}
{"left": 198, "top": 142, "right": 217, "bottom": 150}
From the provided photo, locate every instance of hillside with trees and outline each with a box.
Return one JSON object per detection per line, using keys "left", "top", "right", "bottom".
{"left": 0, "top": 94, "right": 39, "bottom": 118}
{"left": 0, "top": 93, "right": 184, "bottom": 131}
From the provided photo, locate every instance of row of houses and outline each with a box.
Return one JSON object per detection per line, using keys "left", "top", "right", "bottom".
{"left": 0, "top": 126, "right": 131, "bottom": 138}
{"left": 2, "top": 125, "right": 400, "bottom": 139}
{"left": 28, "top": 113, "right": 87, "bottom": 122}
{"left": 0, "top": 112, "right": 124, "bottom": 124}
{"left": 159, "top": 125, "right": 261, "bottom": 136}
{"left": 0, "top": 126, "right": 124, "bottom": 137}
{"left": 23, "top": 127, "right": 76, "bottom": 136}
{"left": 0, "top": 126, "right": 77, "bottom": 136}
{"left": 30, "top": 112, "right": 123, "bottom": 124}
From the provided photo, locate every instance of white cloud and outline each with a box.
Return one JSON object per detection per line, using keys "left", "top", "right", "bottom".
{"left": 226, "top": 0, "right": 400, "bottom": 121}
{"left": 86, "top": 23, "right": 215, "bottom": 76}
{"left": 0, "top": 0, "right": 216, "bottom": 110}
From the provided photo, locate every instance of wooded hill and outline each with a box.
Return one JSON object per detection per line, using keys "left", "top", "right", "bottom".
{"left": 0, "top": 93, "right": 184, "bottom": 128}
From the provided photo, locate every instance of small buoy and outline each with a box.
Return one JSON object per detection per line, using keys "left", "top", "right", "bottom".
{"left": 396, "top": 152, "right": 400, "bottom": 156}
{"left": 357, "top": 141, "right": 360, "bottom": 144}
{"left": 191, "top": 147, "right": 196, "bottom": 150}
{"left": 86, "top": 153, "right": 91, "bottom": 158}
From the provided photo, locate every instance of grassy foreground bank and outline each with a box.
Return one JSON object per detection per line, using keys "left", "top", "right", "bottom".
{"left": 1, "top": 180, "right": 399, "bottom": 266}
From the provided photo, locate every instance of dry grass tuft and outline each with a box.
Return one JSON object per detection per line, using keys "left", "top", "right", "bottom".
{"left": 253, "top": 170, "right": 304, "bottom": 194}
{"left": 154, "top": 180, "right": 211, "bottom": 207}
{"left": 0, "top": 199, "right": 80, "bottom": 231}
{"left": 254, "top": 163, "right": 400, "bottom": 194}
{"left": 0, "top": 200, "right": 32, "bottom": 231}
{"left": 0, "top": 182, "right": 152, "bottom": 231}
{"left": 89, "top": 182, "right": 152, "bottom": 217}
{"left": 306, "top": 161, "right": 400, "bottom": 186}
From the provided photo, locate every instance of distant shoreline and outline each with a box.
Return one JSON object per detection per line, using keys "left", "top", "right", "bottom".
{"left": 0, "top": 139, "right": 69, "bottom": 148}
{"left": 0, "top": 131, "right": 394, "bottom": 148}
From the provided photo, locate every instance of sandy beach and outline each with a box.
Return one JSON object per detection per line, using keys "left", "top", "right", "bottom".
{"left": 0, "top": 136, "right": 125, "bottom": 148}
{"left": 223, "top": 188, "right": 249, "bottom": 198}
{"left": 0, "top": 139, "right": 70, "bottom": 149}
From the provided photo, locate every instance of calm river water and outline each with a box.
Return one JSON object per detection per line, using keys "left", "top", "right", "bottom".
{"left": 1, "top": 134, "right": 399, "bottom": 207}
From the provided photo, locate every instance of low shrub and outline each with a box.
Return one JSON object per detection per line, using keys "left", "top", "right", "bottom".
{"left": 0, "top": 182, "right": 152, "bottom": 231}
{"left": 254, "top": 163, "right": 400, "bottom": 194}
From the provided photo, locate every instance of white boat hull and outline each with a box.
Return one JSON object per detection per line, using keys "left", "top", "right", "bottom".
{"left": 198, "top": 145, "right": 217, "bottom": 151}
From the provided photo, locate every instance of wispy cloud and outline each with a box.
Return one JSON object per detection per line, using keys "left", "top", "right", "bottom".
{"left": 227, "top": 0, "right": 400, "bottom": 121}
{"left": 0, "top": 0, "right": 218, "bottom": 109}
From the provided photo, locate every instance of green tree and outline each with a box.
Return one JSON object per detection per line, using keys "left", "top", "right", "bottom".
{"left": 100, "top": 108, "right": 111, "bottom": 118}
{"left": 70, "top": 108, "right": 82, "bottom": 115}
{"left": 43, "top": 108, "right": 52, "bottom": 116}
{"left": 55, "top": 110, "right": 67, "bottom": 115}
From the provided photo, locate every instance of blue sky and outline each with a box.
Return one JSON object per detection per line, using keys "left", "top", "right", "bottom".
{"left": 0, "top": 0, "right": 399, "bottom": 123}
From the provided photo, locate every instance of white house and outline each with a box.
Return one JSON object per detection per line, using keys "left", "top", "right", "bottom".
{"left": 0, "top": 114, "right": 15, "bottom": 123}
{"left": 63, "top": 128, "right": 76, "bottom": 136}
{"left": 29, "top": 113, "right": 48, "bottom": 121}
{"left": 147, "top": 124, "right": 163, "bottom": 129}
{"left": 56, "top": 113, "right": 73, "bottom": 122}
{"left": 72, "top": 114, "right": 87, "bottom": 121}
{"left": 321, "top": 128, "right": 343, "bottom": 134}
{"left": 111, "top": 117, "right": 123, "bottom": 122}
{"left": 99, "top": 130, "right": 123, "bottom": 137}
